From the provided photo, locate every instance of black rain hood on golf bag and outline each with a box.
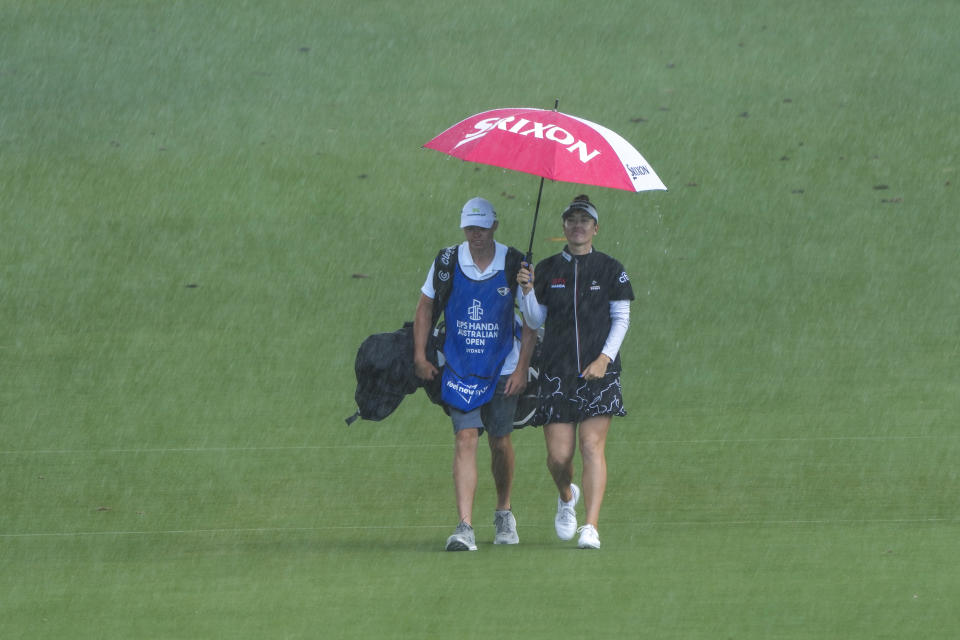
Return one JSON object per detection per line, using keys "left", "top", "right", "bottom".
{"left": 345, "top": 322, "right": 443, "bottom": 425}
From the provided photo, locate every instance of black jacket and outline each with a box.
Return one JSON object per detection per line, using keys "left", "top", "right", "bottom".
{"left": 533, "top": 247, "right": 634, "bottom": 375}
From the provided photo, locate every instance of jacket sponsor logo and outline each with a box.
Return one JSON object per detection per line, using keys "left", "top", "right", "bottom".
{"left": 590, "top": 280, "right": 601, "bottom": 291}
{"left": 550, "top": 278, "right": 566, "bottom": 289}
{"left": 618, "top": 271, "right": 630, "bottom": 284}
{"left": 454, "top": 116, "right": 602, "bottom": 164}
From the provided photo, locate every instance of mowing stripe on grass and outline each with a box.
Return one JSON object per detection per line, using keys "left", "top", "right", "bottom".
{"left": 1, "top": 433, "right": 956, "bottom": 456}
{"left": 2, "top": 517, "right": 956, "bottom": 539}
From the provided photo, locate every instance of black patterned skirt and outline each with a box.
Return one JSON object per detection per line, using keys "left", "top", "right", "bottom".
{"left": 533, "top": 370, "right": 626, "bottom": 425}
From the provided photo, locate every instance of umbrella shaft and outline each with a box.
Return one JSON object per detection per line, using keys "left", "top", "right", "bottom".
{"left": 527, "top": 176, "right": 545, "bottom": 263}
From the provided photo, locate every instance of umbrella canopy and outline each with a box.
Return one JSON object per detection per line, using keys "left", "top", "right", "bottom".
{"left": 424, "top": 107, "right": 667, "bottom": 193}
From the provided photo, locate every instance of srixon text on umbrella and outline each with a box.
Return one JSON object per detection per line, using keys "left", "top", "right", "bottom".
{"left": 455, "top": 116, "right": 601, "bottom": 164}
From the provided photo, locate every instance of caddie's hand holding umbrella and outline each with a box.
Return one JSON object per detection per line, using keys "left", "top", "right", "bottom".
{"left": 423, "top": 102, "right": 667, "bottom": 263}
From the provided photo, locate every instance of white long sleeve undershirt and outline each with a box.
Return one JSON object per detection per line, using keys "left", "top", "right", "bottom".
{"left": 520, "top": 289, "right": 547, "bottom": 329}
{"left": 603, "top": 300, "right": 630, "bottom": 361}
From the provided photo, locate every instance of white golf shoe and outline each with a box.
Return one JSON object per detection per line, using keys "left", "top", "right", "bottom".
{"left": 554, "top": 483, "right": 580, "bottom": 540}
{"left": 445, "top": 521, "right": 477, "bottom": 551}
{"left": 577, "top": 524, "right": 601, "bottom": 549}
{"left": 493, "top": 510, "right": 519, "bottom": 545}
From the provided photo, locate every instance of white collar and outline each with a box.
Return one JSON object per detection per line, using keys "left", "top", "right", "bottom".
{"left": 459, "top": 241, "right": 507, "bottom": 276}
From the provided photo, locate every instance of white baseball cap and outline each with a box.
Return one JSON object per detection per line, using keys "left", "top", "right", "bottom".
{"left": 460, "top": 197, "right": 497, "bottom": 229}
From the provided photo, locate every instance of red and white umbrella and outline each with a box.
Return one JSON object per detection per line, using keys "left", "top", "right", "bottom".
{"left": 424, "top": 106, "right": 666, "bottom": 258}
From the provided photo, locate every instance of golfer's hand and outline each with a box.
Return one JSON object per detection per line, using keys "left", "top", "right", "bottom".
{"left": 581, "top": 355, "right": 611, "bottom": 381}
{"left": 518, "top": 263, "right": 534, "bottom": 295}
{"left": 414, "top": 357, "right": 438, "bottom": 381}
{"left": 504, "top": 368, "right": 528, "bottom": 396}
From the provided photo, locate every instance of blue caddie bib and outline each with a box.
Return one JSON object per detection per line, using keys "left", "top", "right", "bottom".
{"left": 441, "top": 262, "right": 515, "bottom": 411}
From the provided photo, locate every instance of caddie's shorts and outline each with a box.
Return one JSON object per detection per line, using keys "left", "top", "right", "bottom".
{"left": 450, "top": 375, "right": 517, "bottom": 438}
{"left": 534, "top": 370, "right": 626, "bottom": 426}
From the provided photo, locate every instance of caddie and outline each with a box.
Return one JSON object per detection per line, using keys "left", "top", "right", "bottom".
{"left": 413, "top": 196, "right": 537, "bottom": 551}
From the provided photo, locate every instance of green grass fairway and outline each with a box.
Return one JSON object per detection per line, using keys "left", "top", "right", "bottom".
{"left": 2, "top": 1, "right": 959, "bottom": 638}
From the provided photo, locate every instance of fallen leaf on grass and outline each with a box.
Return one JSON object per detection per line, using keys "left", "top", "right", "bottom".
{"left": 873, "top": 184, "right": 889, "bottom": 190}
{"left": 351, "top": 273, "right": 370, "bottom": 279}
{"left": 96, "top": 506, "right": 112, "bottom": 512}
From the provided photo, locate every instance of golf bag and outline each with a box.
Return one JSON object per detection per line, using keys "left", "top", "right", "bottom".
{"left": 345, "top": 322, "right": 443, "bottom": 425}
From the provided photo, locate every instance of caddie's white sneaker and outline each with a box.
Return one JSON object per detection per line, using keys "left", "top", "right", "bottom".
{"left": 445, "top": 521, "right": 477, "bottom": 551}
{"left": 493, "top": 510, "right": 519, "bottom": 545}
{"left": 576, "top": 524, "right": 601, "bottom": 549}
{"left": 554, "top": 483, "right": 580, "bottom": 540}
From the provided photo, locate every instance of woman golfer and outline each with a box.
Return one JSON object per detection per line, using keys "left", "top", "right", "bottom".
{"left": 517, "top": 195, "right": 634, "bottom": 549}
